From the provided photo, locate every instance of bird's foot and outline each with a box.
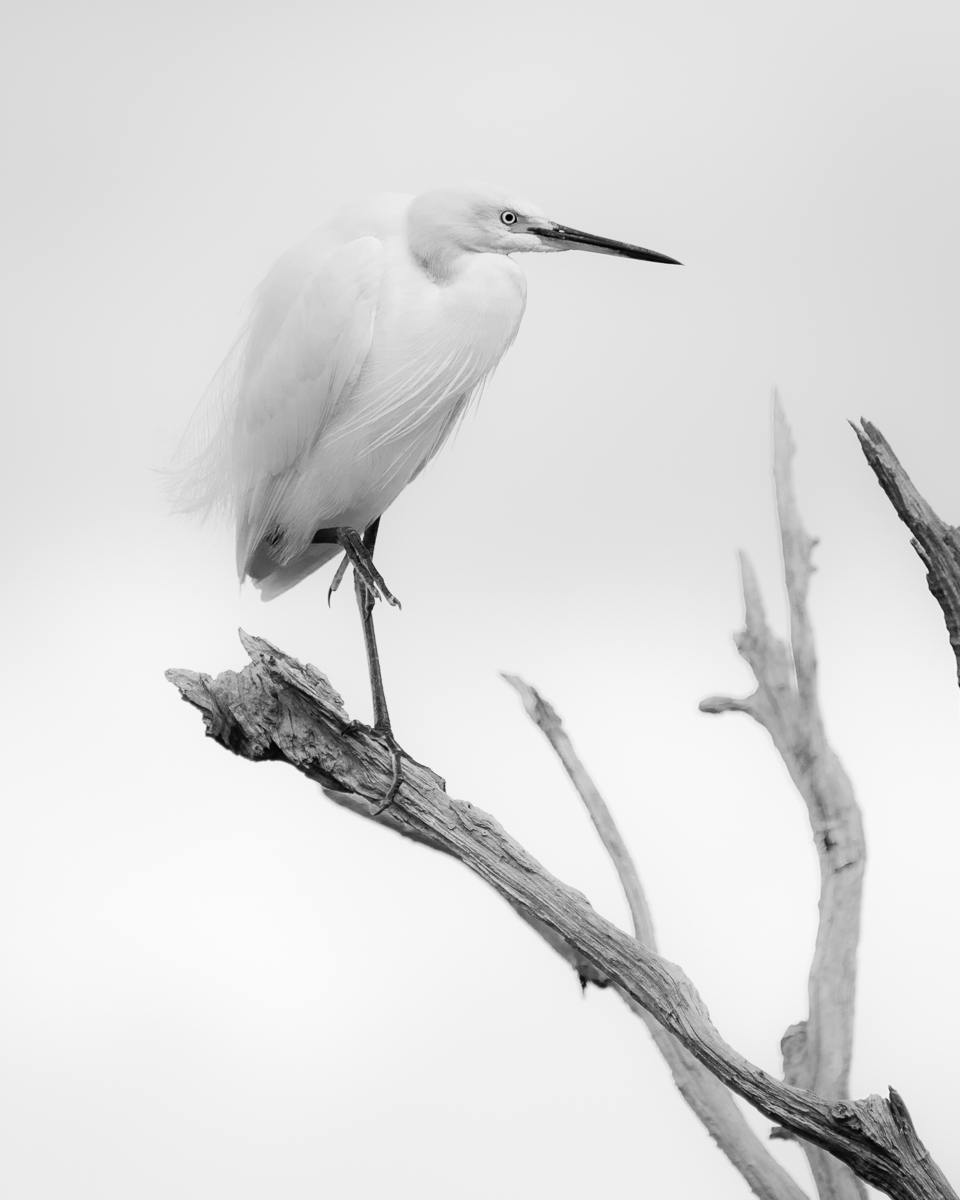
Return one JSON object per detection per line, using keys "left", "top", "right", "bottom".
{"left": 370, "top": 727, "right": 406, "bottom": 815}
{"left": 336, "top": 527, "right": 401, "bottom": 609}
{"left": 362, "top": 727, "right": 446, "bottom": 815}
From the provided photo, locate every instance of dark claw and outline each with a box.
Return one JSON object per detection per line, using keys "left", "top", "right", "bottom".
{"left": 344, "top": 726, "right": 405, "bottom": 816}
{"left": 336, "top": 527, "right": 402, "bottom": 609}
{"left": 371, "top": 737, "right": 405, "bottom": 815}
{"left": 368, "top": 731, "right": 446, "bottom": 814}
{"left": 327, "top": 554, "right": 350, "bottom": 606}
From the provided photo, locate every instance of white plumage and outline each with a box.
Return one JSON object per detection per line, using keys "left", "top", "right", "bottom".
{"left": 173, "top": 183, "right": 678, "bottom": 600}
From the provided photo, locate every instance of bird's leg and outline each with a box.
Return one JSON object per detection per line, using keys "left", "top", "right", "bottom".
{"left": 354, "top": 520, "right": 391, "bottom": 731}
{"left": 313, "top": 521, "right": 419, "bottom": 810}
{"left": 353, "top": 519, "right": 405, "bottom": 813}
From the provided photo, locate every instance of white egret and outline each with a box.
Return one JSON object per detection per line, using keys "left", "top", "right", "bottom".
{"left": 174, "top": 183, "right": 679, "bottom": 802}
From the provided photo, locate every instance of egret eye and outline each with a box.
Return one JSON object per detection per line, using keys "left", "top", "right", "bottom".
{"left": 500, "top": 210, "right": 518, "bottom": 226}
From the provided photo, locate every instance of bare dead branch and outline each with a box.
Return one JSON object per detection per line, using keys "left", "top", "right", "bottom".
{"left": 501, "top": 676, "right": 655, "bottom": 942}
{"left": 503, "top": 674, "right": 809, "bottom": 1200}
{"left": 167, "top": 631, "right": 954, "bottom": 1200}
{"left": 701, "top": 399, "right": 867, "bottom": 1200}
{"left": 853, "top": 420, "right": 960, "bottom": 686}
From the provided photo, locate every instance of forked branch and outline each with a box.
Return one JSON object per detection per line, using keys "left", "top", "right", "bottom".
{"left": 701, "top": 399, "right": 866, "bottom": 1200}
{"left": 167, "top": 633, "right": 954, "bottom": 1200}
{"left": 503, "top": 675, "right": 808, "bottom": 1200}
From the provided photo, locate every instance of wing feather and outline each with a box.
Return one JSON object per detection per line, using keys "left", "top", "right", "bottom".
{"left": 170, "top": 234, "right": 383, "bottom": 578}
{"left": 236, "top": 234, "right": 382, "bottom": 487}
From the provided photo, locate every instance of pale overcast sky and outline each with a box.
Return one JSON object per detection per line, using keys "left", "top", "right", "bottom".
{"left": 3, "top": 1, "right": 959, "bottom": 1196}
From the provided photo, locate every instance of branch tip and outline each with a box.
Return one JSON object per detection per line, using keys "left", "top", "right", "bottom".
{"left": 854, "top": 417, "right": 960, "bottom": 684}
{"left": 773, "top": 392, "right": 796, "bottom": 473}
{"left": 887, "top": 1088, "right": 917, "bottom": 1140}
{"left": 501, "top": 672, "right": 558, "bottom": 727}
{"left": 698, "top": 694, "right": 756, "bottom": 717}
{"left": 737, "top": 551, "right": 768, "bottom": 635}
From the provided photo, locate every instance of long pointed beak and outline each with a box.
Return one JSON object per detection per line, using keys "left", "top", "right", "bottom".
{"left": 530, "top": 222, "right": 681, "bottom": 265}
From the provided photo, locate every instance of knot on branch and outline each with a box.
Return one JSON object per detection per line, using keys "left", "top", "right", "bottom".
{"left": 831, "top": 1101, "right": 863, "bottom": 1130}
{"left": 781, "top": 1020, "right": 809, "bottom": 1089}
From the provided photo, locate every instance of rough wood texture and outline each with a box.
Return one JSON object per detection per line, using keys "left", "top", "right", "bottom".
{"left": 853, "top": 420, "right": 960, "bottom": 685}
{"left": 701, "top": 400, "right": 867, "bottom": 1200}
{"left": 168, "top": 632, "right": 955, "bottom": 1200}
{"left": 503, "top": 674, "right": 809, "bottom": 1200}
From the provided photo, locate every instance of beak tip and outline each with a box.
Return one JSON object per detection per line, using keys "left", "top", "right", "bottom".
{"left": 533, "top": 223, "right": 682, "bottom": 266}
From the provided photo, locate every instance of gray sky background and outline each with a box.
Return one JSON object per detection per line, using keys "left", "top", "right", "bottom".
{"left": 3, "top": 1, "right": 959, "bottom": 1196}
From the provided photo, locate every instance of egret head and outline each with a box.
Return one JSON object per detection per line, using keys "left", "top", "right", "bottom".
{"left": 407, "top": 183, "right": 680, "bottom": 278}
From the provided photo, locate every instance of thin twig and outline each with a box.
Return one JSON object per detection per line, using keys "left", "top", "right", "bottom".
{"left": 167, "top": 631, "right": 954, "bottom": 1200}
{"left": 502, "top": 674, "right": 809, "bottom": 1200}
{"left": 701, "top": 398, "right": 867, "bottom": 1200}
{"left": 501, "top": 677, "right": 655, "bottom": 942}
{"left": 853, "top": 420, "right": 960, "bottom": 686}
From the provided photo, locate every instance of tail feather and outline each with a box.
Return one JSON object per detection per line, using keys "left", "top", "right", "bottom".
{"left": 245, "top": 540, "right": 343, "bottom": 601}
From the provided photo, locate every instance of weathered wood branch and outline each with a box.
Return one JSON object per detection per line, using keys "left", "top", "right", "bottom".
{"left": 503, "top": 674, "right": 809, "bottom": 1200}
{"left": 701, "top": 400, "right": 867, "bottom": 1200}
{"left": 167, "top": 632, "right": 954, "bottom": 1200}
{"left": 853, "top": 420, "right": 960, "bottom": 686}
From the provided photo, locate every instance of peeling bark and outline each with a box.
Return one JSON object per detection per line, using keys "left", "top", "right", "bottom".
{"left": 168, "top": 631, "right": 954, "bottom": 1200}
